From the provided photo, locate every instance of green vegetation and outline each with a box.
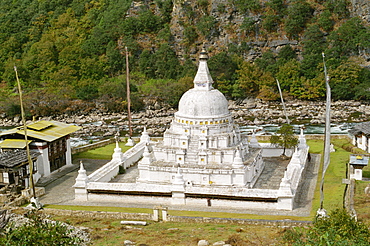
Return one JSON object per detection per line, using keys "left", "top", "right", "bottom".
{"left": 45, "top": 204, "right": 310, "bottom": 221}
{"left": 47, "top": 212, "right": 281, "bottom": 245}
{"left": 0, "top": 0, "right": 368, "bottom": 117}
{"left": 270, "top": 124, "right": 298, "bottom": 156}
{"left": 354, "top": 181, "right": 370, "bottom": 221}
{"left": 308, "top": 138, "right": 350, "bottom": 215}
{"left": 282, "top": 209, "right": 370, "bottom": 245}
{"left": 72, "top": 142, "right": 132, "bottom": 160}
{"left": 0, "top": 210, "right": 84, "bottom": 245}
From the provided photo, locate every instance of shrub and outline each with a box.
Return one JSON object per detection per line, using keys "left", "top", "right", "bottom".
{"left": 281, "top": 209, "right": 370, "bottom": 245}
{"left": 0, "top": 210, "right": 86, "bottom": 245}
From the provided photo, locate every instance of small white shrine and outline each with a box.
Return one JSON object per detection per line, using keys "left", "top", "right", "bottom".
{"left": 74, "top": 48, "right": 310, "bottom": 211}
{"left": 137, "top": 48, "right": 264, "bottom": 187}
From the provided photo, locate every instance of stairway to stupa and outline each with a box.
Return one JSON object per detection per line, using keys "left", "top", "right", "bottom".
{"left": 185, "top": 137, "right": 199, "bottom": 164}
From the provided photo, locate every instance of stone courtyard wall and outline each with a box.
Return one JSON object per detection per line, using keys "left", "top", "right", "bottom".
{"left": 41, "top": 208, "right": 312, "bottom": 226}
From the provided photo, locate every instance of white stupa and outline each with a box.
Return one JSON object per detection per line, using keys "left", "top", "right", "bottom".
{"left": 137, "top": 48, "right": 264, "bottom": 187}
{"left": 74, "top": 48, "right": 310, "bottom": 211}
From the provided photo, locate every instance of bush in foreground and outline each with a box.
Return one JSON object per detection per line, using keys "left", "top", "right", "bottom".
{"left": 0, "top": 210, "right": 89, "bottom": 246}
{"left": 281, "top": 209, "right": 370, "bottom": 245}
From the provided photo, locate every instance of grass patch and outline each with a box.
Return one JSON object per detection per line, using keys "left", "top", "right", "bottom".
{"left": 307, "top": 138, "right": 356, "bottom": 217}
{"left": 44, "top": 213, "right": 282, "bottom": 246}
{"left": 44, "top": 204, "right": 310, "bottom": 221}
{"left": 44, "top": 204, "right": 152, "bottom": 214}
{"left": 168, "top": 209, "right": 310, "bottom": 221}
{"left": 354, "top": 180, "right": 370, "bottom": 222}
{"left": 72, "top": 143, "right": 132, "bottom": 159}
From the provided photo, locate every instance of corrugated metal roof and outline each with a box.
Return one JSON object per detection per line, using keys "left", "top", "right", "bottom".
{"left": 0, "top": 128, "right": 18, "bottom": 137}
{"left": 0, "top": 139, "right": 32, "bottom": 149}
{"left": 348, "top": 122, "right": 370, "bottom": 136}
{"left": 0, "top": 120, "right": 81, "bottom": 142}
{"left": 27, "top": 121, "right": 53, "bottom": 131}
{"left": 0, "top": 149, "right": 40, "bottom": 168}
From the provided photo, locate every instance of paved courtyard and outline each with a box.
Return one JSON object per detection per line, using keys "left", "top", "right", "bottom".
{"left": 38, "top": 153, "right": 320, "bottom": 217}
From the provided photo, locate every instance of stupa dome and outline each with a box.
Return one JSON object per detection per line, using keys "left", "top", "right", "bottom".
{"left": 177, "top": 88, "right": 229, "bottom": 118}
{"left": 176, "top": 47, "right": 230, "bottom": 118}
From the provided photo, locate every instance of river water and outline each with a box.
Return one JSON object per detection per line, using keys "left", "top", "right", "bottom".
{"left": 1, "top": 122, "right": 355, "bottom": 148}
{"left": 66, "top": 121, "right": 356, "bottom": 147}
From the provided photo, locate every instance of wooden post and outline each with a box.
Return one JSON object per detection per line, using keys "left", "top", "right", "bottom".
{"left": 125, "top": 47, "right": 132, "bottom": 139}
{"left": 14, "top": 66, "right": 36, "bottom": 200}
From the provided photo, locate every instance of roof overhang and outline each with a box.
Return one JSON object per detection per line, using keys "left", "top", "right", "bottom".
{"left": 0, "top": 139, "right": 32, "bottom": 149}
{"left": 0, "top": 120, "right": 81, "bottom": 142}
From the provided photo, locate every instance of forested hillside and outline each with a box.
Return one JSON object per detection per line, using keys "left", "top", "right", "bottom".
{"left": 0, "top": 0, "right": 369, "bottom": 118}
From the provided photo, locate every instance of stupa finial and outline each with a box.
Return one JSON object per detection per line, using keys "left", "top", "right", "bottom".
{"left": 199, "top": 45, "right": 208, "bottom": 60}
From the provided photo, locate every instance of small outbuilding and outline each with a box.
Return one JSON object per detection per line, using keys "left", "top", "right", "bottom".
{"left": 349, "top": 122, "right": 370, "bottom": 153}
{"left": 349, "top": 154, "right": 369, "bottom": 180}
{"left": 0, "top": 120, "right": 80, "bottom": 184}
{"left": 0, "top": 148, "right": 40, "bottom": 189}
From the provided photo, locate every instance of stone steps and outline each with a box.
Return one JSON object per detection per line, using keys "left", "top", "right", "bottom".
{"left": 186, "top": 138, "right": 199, "bottom": 164}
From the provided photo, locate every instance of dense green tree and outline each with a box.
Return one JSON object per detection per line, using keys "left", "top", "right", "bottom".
{"left": 277, "top": 45, "right": 297, "bottom": 65}
{"left": 301, "top": 24, "right": 327, "bottom": 79}
{"left": 255, "top": 50, "right": 278, "bottom": 75}
{"left": 196, "top": 15, "right": 218, "bottom": 38}
{"left": 276, "top": 59, "right": 302, "bottom": 93}
{"left": 318, "top": 10, "right": 334, "bottom": 32}
{"left": 330, "top": 60, "right": 362, "bottom": 100}
{"left": 327, "top": 17, "right": 370, "bottom": 58}
{"left": 262, "top": 11, "right": 280, "bottom": 33}
{"left": 233, "top": 0, "right": 261, "bottom": 13}
{"left": 153, "top": 43, "right": 182, "bottom": 79}
{"left": 324, "top": 0, "right": 350, "bottom": 19}
{"left": 139, "top": 77, "right": 193, "bottom": 107}
{"left": 265, "top": 0, "right": 286, "bottom": 17}
{"left": 0, "top": 0, "right": 368, "bottom": 116}
{"left": 284, "top": 0, "right": 314, "bottom": 39}
{"left": 155, "top": 0, "right": 173, "bottom": 23}
{"left": 208, "top": 52, "right": 238, "bottom": 84}
{"left": 354, "top": 67, "right": 370, "bottom": 100}
{"left": 138, "top": 10, "right": 163, "bottom": 34}
{"left": 270, "top": 124, "right": 298, "bottom": 156}
{"left": 236, "top": 61, "right": 268, "bottom": 98}
{"left": 138, "top": 49, "right": 156, "bottom": 78}
{"left": 184, "top": 25, "right": 198, "bottom": 45}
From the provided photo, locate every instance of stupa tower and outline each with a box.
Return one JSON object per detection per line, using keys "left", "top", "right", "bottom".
{"left": 137, "top": 48, "right": 264, "bottom": 187}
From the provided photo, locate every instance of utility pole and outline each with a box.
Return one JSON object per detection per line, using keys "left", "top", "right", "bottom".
{"left": 14, "top": 66, "right": 40, "bottom": 207}
{"left": 318, "top": 52, "right": 331, "bottom": 216}
{"left": 125, "top": 47, "right": 134, "bottom": 146}
{"left": 276, "top": 79, "right": 290, "bottom": 124}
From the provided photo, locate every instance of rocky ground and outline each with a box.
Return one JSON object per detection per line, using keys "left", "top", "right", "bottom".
{"left": 1, "top": 99, "right": 369, "bottom": 138}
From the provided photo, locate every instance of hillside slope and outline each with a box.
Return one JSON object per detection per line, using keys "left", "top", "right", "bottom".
{"left": 0, "top": 0, "right": 369, "bottom": 118}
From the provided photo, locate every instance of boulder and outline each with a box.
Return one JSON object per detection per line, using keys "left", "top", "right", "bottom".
{"left": 198, "top": 240, "right": 209, "bottom": 246}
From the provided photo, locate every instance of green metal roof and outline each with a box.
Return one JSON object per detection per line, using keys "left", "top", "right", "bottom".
{"left": 0, "top": 120, "right": 81, "bottom": 142}
{"left": 0, "top": 139, "right": 32, "bottom": 149}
